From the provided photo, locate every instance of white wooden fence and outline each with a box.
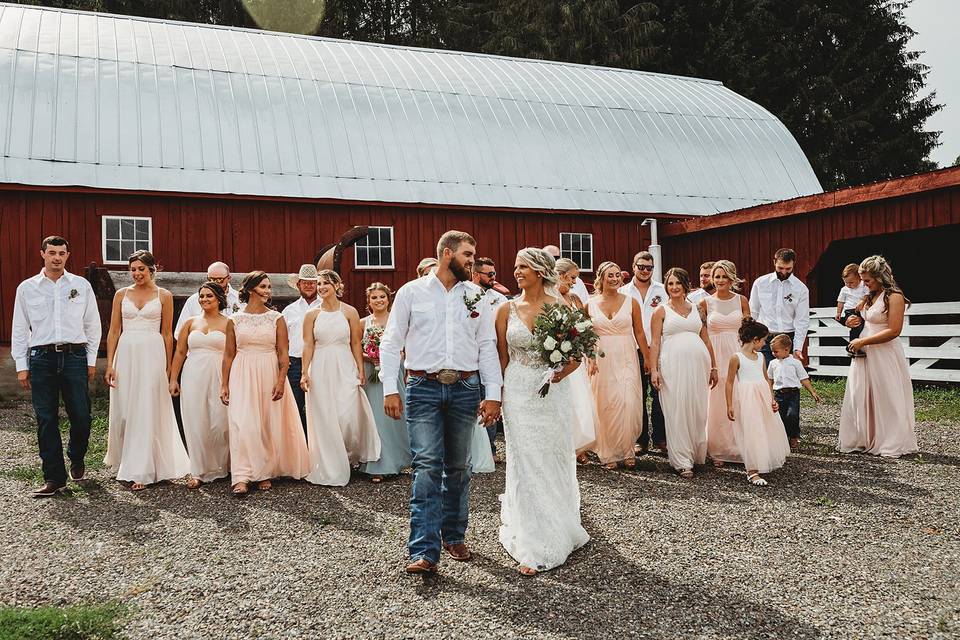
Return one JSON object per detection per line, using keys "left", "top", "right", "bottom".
{"left": 807, "top": 301, "right": 960, "bottom": 383}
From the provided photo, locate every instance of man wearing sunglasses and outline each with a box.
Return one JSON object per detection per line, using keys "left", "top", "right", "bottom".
{"left": 174, "top": 261, "right": 243, "bottom": 337}
{"left": 618, "top": 251, "right": 668, "bottom": 454}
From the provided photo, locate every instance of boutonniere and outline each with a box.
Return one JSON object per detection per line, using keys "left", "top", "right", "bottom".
{"left": 784, "top": 293, "right": 795, "bottom": 303}
{"left": 68, "top": 289, "right": 79, "bottom": 299}
{"left": 650, "top": 295, "right": 662, "bottom": 308}
{"left": 463, "top": 291, "right": 483, "bottom": 318}
{"left": 231, "top": 303, "right": 240, "bottom": 313}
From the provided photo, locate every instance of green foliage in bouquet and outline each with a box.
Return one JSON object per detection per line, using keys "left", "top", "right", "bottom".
{"left": 532, "top": 303, "right": 604, "bottom": 368}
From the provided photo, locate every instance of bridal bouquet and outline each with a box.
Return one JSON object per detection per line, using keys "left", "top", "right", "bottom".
{"left": 532, "top": 303, "right": 603, "bottom": 397}
{"left": 362, "top": 324, "right": 385, "bottom": 382}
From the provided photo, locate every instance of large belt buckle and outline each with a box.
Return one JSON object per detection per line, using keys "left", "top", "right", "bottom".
{"left": 436, "top": 369, "right": 459, "bottom": 385}
{"left": 53, "top": 343, "right": 65, "bottom": 353}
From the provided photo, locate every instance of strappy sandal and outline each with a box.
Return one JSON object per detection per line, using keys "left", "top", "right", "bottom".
{"left": 605, "top": 462, "right": 618, "bottom": 471}
{"left": 623, "top": 458, "right": 636, "bottom": 470}
{"left": 518, "top": 565, "right": 538, "bottom": 576}
{"left": 679, "top": 469, "right": 694, "bottom": 479}
{"left": 370, "top": 475, "right": 383, "bottom": 484}
{"left": 747, "top": 472, "right": 768, "bottom": 486}
{"left": 576, "top": 453, "right": 589, "bottom": 465}
{"left": 257, "top": 480, "right": 272, "bottom": 491}
{"left": 185, "top": 477, "right": 201, "bottom": 489}
{"left": 232, "top": 482, "right": 249, "bottom": 496}
{"left": 130, "top": 482, "right": 147, "bottom": 492}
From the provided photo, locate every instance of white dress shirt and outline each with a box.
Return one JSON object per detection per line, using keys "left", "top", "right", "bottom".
{"left": 749, "top": 273, "right": 810, "bottom": 353}
{"left": 12, "top": 270, "right": 102, "bottom": 371}
{"left": 571, "top": 277, "right": 590, "bottom": 305}
{"left": 379, "top": 273, "right": 502, "bottom": 401}
{"left": 687, "top": 288, "right": 711, "bottom": 305}
{"left": 767, "top": 355, "right": 809, "bottom": 390}
{"left": 481, "top": 287, "right": 508, "bottom": 313}
{"left": 618, "top": 279, "right": 667, "bottom": 347}
{"left": 837, "top": 284, "right": 868, "bottom": 312}
{"left": 282, "top": 296, "right": 322, "bottom": 358}
{"left": 174, "top": 285, "right": 242, "bottom": 337}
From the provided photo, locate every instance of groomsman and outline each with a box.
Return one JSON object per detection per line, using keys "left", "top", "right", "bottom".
{"left": 619, "top": 251, "right": 667, "bottom": 453}
{"left": 472, "top": 257, "right": 507, "bottom": 456}
{"left": 381, "top": 230, "right": 502, "bottom": 574}
{"left": 749, "top": 248, "right": 810, "bottom": 365}
{"left": 12, "top": 236, "right": 102, "bottom": 497}
{"left": 543, "top": 245, "right": 589, "bottom": 304}
{"left": 174, "top": 261, "right": 242, "bottom": 336}
{"left": 687, "top": 261, "right": 716, "bottom": 304}
{"left": 282, "top": 265, "right": 321, "bottom": 435}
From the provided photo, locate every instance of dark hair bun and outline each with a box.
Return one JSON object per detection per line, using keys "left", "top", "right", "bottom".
{"left": 738, "top": 316, "right": 769, "bottom": 344}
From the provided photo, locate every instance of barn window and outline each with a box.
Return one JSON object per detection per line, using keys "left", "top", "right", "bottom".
{"left": 102, "top": 216, "right": 152, "bottom": 264}
{"left": 559, "top": 232, "right": 593, "bottom": 272}
{"left": 354, "top": 226, "right": 395, "bottom": 270}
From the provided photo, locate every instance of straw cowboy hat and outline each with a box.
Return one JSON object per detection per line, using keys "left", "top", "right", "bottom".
{"left": 286, "top": 264, "right": 320, "bottom": 289}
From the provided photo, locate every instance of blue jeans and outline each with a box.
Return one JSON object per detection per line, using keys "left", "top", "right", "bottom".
{"left": 775, "top": 388, "right": 801, "bottom": 439}
{"left": 29, "top": 349, "right": 92, "bottom": 485}
{"left": 287, "top": 356, "right": 307, "bottom": 437}
{"left": 406, "top": 373, "right": 481, "bottom": 564}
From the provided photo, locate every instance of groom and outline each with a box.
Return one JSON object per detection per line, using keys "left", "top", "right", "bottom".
{"left": 380, "top": 230, "right": 502, "bottom": 574}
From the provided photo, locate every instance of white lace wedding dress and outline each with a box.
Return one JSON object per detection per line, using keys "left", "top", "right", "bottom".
{"left": 499, "top": 302, "right": 590, "bottom": 571}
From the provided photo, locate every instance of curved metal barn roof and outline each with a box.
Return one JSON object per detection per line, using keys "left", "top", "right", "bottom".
{"left": 0, "top": 3, "right": 823, "bottom": 215}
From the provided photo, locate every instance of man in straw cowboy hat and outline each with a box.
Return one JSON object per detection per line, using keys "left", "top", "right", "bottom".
{"left": 282, "top": 264, "right": 322, "bottom": 434}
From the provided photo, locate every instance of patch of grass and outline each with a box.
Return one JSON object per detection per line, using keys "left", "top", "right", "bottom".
{"left": 0, "top": 465, "right": 44, "bottom": 484}
{"left": 815, "top": 496, "right": 837, "bottom": 508}
{"left": 0, "top": 411, "right": 109, "bottom": 484}
{"left": 0, "top": 603, "right": 126, "bottom": 640}
{"left": 807, "top": 378, "right": 960, "bottom": 423}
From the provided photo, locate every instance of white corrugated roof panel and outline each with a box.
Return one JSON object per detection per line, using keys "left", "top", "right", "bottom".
{"left": 0, "top": 3, "right": 823, "bottom": 215}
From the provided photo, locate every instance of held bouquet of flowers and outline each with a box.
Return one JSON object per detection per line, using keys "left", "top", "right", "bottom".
{"left": 532, "top": 303, "right": 604, "bottom": 397}
{"left": 362, "top": 324, "right": 385, "bottom": 382}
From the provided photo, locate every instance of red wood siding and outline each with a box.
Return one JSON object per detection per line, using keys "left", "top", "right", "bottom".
{"left": 0, "top": 188, "right": 654, "bottom": 342}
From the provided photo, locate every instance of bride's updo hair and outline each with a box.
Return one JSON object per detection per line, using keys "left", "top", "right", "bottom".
{"left": 516, "top": 247, "right": 558, "bottom": 289}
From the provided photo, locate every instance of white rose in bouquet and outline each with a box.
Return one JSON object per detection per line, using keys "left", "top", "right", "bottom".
{"left": 543, "top": 336, "right": 558, "bottom": 350}
{"left": 560, "top": 340, "right": 572, "bottom": 353}
{"left": 549, "top": 350, "right": 563, "bottom": 363}
{"left": 575, "top": 320, "right": 592, "bottom": 332}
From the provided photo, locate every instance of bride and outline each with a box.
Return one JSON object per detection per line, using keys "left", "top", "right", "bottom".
{"left": 494, "top": 248, "right": 590, "bottom": 575}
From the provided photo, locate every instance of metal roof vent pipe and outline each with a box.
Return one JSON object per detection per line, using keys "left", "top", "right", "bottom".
{"left": 641, "top": 218, "right": 662, "bottom": 283}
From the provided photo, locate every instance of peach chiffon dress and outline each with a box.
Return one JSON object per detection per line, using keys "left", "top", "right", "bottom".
{"left": 705, "top": 295, "right": 744, "bottom": 463}
{"left": 227, "top": 310, "right": 310, "bottom": 484}
{"left": 180, "top": 329, "right": 230, "bottom": 482}
{"left": 839, "top": 295, "right": 918, "bottom": 457}
{"left": 730, "top": 352, "right": 790, "bottom": 473}
{"left": 588, "top": 296, "right": 643, "bottom": 463}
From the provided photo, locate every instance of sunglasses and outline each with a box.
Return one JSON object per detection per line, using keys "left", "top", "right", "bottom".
{"left": 634, "top": 264, "right": 654, "bottom": 272}
{"left": 479, "top": 271, "right": 496, "bottom": 277}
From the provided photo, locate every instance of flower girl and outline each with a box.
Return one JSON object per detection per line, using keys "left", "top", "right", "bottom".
{"left": 724, "top": 318, "right": 791, "bottom": 486}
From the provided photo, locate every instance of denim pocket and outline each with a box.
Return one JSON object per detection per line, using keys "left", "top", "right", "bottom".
{"left": 459, "top": 374, "right": 481, "bottom": 390}
{"left": 407, "top": 375, "right": 426, "bottom": 388}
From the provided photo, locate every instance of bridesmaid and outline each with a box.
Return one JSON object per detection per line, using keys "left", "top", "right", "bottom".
{"left": 104, "top": 250, "right": 189, "bottom": 490}
{"left": 220, "top": 271, "right": 310, "bottom": 496}
{"left": 698, "top": 260, "right": 750, "bottom": 467}
{"left": 839, "top": 256, "right": 918, "bottom": 457}
{"left": 169, "top": 282, "right": 231, "bottom": 488}
{"left": 586, "top": 261, "right": 649, "bottom": 470}
{"left": 556, "top": 258, "right": 597, "bottom": 462}
{"left": 301, "top": 270, "right": 381, "bottom": 486}
{"left": 650, "top": 267, "right": 719, "bottom": 478}
{"left": 358, "top": 282, "right": 412, "bottom": 482}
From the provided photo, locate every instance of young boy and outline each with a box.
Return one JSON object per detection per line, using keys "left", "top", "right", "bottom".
{"left": 836, "top": 263, "right": 868, "bottom": 357}
{"left": 768, "top": 333, "right": 820, "bottom": 451}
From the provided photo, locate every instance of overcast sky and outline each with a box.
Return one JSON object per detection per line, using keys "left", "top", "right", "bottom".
{"left": 904, "top": 0, "right": 959, "bottom": 167}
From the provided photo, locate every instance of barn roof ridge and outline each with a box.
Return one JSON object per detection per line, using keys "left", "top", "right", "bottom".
{"left": 0, "top": 2, "right": 823, "bottom": 215}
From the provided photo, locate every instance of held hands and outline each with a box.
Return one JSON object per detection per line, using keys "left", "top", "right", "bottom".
{"left": 169, "top": 381, "right": 180, "bottom": 397}
{"left": 845, "top": 315, "right": 863, "bottom": 329}
{"left": 16, "top": 370, "right": 30, "bottom": 391}
{"left": 478, "top": 400, "right": 502, "bottom": 426}
{"left": 104, "top": 367, "right": 118, "bottom": 388}
{"left": 384, "top": 393, "right": 402, "bottom": 420}
{"left": 219, "top": 385, "right": 230, "bottom": 406}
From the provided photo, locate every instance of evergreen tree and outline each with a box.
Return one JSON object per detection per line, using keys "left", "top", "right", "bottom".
{"left": 652, "top": 0, "right": 941, "bottom": 190}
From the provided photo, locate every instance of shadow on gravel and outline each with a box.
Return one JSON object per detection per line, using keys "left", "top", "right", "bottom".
{"left": 411, "top": 524, "right": 822, "bottom": 639}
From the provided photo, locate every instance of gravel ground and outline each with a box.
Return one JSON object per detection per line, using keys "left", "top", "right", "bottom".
{"left": 0, "top": 395, "right": 957, "bottom": 640}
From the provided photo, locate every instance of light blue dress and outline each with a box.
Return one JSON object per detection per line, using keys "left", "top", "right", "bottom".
{"left": 359, "top": 343, "right": 413, "bottom": 475}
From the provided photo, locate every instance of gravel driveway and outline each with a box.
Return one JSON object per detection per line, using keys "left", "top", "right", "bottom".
{"left": 0, "top": 396, "right": 957, "bottom": 639}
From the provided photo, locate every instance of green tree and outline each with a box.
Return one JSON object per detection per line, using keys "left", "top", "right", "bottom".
{"left": 652, "top": 0, "right": 941, "bottom": 190}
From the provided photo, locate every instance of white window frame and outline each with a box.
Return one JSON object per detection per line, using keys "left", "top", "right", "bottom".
{"left": 559, "top": 232, "right": 594, "bottom": 272}
{"left": 101, "top": 215, "right": 153, "bottom": 265}
{"left": 354, "top": 225, "right": 396, "bottom": 270}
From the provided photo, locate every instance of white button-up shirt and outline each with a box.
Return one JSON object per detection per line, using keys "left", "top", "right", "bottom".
{"left": 380, "top": 273, "right": 502, "bottom": 401}
{"left": 174, "top": 286, "right": 242, "bottom": 337}
{"left": 12, "top": 269, "right": 102, "bottom": 371}
{"left": 837, "top": 284, "right": 868, "bottom": 312}
{"left": 748, "top": 273, "right": 810, "bottom": 352}
{"left": 571, "top": 277, "right": 590, "bottom": 305}
{"left": 618, "top": 279, "right": 667, "bottom": 347}
{"left": 282, "top": 296, "right": 322, "bottom": 358}
{"left": 687, "top": 288, "right": 711, "bottom": 305}
{"left": 767, "top": 355, "right": 809, "bottom": 390}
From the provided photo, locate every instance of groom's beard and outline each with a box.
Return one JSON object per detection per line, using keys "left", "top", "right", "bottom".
{"left": 450, "top": 259, "right": 472, "bottom": 282}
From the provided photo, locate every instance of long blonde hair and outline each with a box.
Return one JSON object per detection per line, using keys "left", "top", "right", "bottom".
{"left": 711, "top": 259, "right": 743, "bottom": 292}
{"left": 593, "top": 261, "right": 621, "bottom": 295}
{"left": 860, "top": 255, "right": 910, "bottom": 313}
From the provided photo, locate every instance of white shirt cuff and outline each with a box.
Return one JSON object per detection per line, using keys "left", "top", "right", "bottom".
{"left": 382, "top": 378, "right": 400, "bottom": 397}
{"left": 484, "top": 385, "right": 501, "bottom": 402}
{"left": 15, "top": 358, "right": 28, "bottom": 372}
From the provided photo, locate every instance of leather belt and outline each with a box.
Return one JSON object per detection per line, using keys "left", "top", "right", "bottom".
{"left": 407, "top": 369, "right": 477, "bottom": 385}
{"left": 34, "top": 343, "right": 87, "bottom": 353}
